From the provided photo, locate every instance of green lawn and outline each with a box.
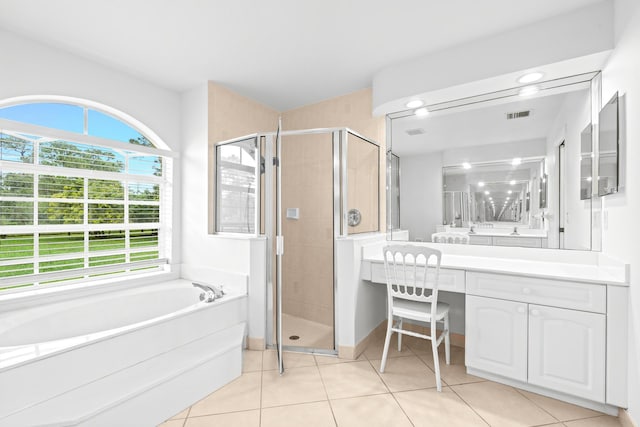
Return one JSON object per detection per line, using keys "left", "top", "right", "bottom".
{"left": 0, "top": 230, "right": 159, "bottom": 282}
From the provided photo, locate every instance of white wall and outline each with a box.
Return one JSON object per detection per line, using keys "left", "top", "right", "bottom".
{"left": 601, "top": 0, "right": 640, "bottom": 422}
{"left": 544, "top": 90, "right": 592, "bottom": 250}
{"left": 372, "top": 1, "right": 614, "bottom": 114}
{"left": 399, "top": 153, "right": 443, "bottom": 241}
{"left": 0, "top": 29, "right": 183, "bottom": 264}
{"left": 180, "top": 84, "right": 252, "bottom": 274}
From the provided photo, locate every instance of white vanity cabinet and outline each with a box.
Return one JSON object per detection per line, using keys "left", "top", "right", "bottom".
{"left": 465, "top": 295, "right": 527, "bottom": 381}
{"left": 465, "top": 272, "right": 607, "bottom": 403}
{"left": 528, "top": 305, "right": 605, "bottom": 402}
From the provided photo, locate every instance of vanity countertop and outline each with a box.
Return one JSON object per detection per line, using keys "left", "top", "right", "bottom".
{"left": 468, "top": 231, "right": 546, "bottom": 238}
{"left": 362, "top": 247, "right": 628, "bottom": 286}
{"left": 444, "top": 229, "right": 547, "bottom": 238}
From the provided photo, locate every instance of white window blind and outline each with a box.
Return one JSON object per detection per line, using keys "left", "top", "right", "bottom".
{"left": 215, "top": 137, "right": 259, "bottom": 234}
{"left": 0, "top": 116, "right": 172, "bottom": 292}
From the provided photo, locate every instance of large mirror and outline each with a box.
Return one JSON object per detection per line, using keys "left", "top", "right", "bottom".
{"left": 387, "top": 72, "right": 600, "bottom": 250}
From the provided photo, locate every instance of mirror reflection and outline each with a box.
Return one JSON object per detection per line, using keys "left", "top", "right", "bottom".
{"left": 388, "top": 74, "right": 598, "bottom": 250}
{"left": 580, "top": 124, "right": 593, "bottom": 200}
{"left": 598, "top": 92, "right": 619, "bottom": 196}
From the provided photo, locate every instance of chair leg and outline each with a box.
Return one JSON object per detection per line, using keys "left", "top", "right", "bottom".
{"left": 380, "top": 317, "right": 393, "bottom": 373}
{"left": 397, "top": 318, "right": 403, "bottom": 351}
{"left": 444, "top": 312, "right": 451, "bottom": 365}
{"left": 431, "top": 335, "right": 442, "bottom": 392}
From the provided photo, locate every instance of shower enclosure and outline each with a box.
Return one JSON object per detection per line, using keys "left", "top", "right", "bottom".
{"left": 214, "top": 128, "right": 380, "bottom": 373}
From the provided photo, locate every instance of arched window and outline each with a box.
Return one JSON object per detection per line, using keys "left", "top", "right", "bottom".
{"left": 0, "top": 100, "right": 173, "bottom": 292}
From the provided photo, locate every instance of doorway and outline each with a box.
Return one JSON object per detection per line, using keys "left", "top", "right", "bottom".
{"left": 558, "top": 141, "right": 566, "bottom": 249}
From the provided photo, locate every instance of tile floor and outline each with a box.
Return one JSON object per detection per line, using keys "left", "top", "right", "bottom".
{"left": 159, "top": 336, "right": 623, "bottom": 427}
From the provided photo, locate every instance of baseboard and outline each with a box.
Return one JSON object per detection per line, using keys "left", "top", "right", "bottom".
{"left": 339, "top": 320, "right": 387, "bottom": 360}
{"left": 340, "top": 320, "right": 466, "bottom": 360}
{"left": 468, "top": 367, "right": 619, "bottom": 416}
{"left": 620, "top": 409, "right": 637, "bottom": 427}
{"left": 246, "top": 337, "right": 265, "bottom": 351}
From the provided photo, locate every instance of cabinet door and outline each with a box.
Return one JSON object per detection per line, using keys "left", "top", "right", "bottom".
{"left": 528, "top": 305, "right": 605, "bottom": 402}
{"left": 466, "top": 295, "right": 528, "bottom": 381}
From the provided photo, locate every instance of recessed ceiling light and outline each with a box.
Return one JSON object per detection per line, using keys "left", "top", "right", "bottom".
{"left": 519, "top": 85, "right": 540, "bottom": 97}
{"left": 517, "top": 72, "right": 544, "bottom": 84}
{"left": 508, "top": 190, "right": 513, "bottom": 194}
{"left": 478, "top": 182, "right": 485, "bottom": 187}
{"left": 406, "top": 99, "right": 425, "bottom": 109}
{"left": 512, "top": 158, "right": 522, "bottom": 166}
{"left": 414, "top": 107, "right": 429, "bottom": 117}
{"left": 506, "top": 197, "right": 510, "bottom": 200}
{"left": 509, "top": 180, "right": 516, "bottom": 185}
{"left": 484, "top": 191, "right": 490, "bottom": 195}
{"left": 462, "top": 162, "right": 471, "bottom": 169}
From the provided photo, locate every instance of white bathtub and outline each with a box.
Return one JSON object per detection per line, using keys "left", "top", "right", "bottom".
{"left": 0, "top": 277, "right": 248, "bottom": 426}
{"left": 1, "top": 280, "right": 217, "bottom": 349}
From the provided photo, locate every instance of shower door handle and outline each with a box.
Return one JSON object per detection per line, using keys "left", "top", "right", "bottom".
{"left": 276, "top": 235, "right": 284, "bottom": 255}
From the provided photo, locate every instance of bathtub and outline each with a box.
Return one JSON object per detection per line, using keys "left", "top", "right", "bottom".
{"left": 0, "top": 276, "right": 248, "bottom": 426}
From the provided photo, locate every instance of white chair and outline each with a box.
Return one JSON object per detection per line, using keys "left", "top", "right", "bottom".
{"left": 431, "top": 232, "right": 470, "bottom": 244}
{"left": 380, "top": 245, "right": 451, "bottom": 391}
{"left": 477, "top": 222, "right": 494, "bottom": 229}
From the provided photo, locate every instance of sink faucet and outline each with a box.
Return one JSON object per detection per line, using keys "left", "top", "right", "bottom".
{"left": 510, "top": 226, "right": 519, "bottom": 236}
{"left": 192, "top": 282, "right": 225, "bottom": 302}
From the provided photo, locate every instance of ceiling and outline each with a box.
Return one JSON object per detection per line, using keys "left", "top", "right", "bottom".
{"left": 0, "top": 0, "right": 604, "bottom": 111}
{"left": 391, "top": 91, "right": 587, "bottom": 156}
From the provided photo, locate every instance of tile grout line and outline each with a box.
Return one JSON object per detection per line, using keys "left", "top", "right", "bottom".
{"left": 314, "top": 354, "right": 339, "bottom": 427}
{"left": 364, "top": 353, "right": 416, "bottom": 427}
{"left": 513, "top": 387, "right": 563, "bottom": 424}
{"left": 513, "top": 388, "right": 609, "bottom": 424}
{"left": 259, "top": 349, "right": 264, "bottom": 427}
{"left": 448, "top": 384, "right": 493, "bottom": 427}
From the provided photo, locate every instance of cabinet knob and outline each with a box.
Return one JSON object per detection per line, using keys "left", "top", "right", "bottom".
{"left": 530, "top": 309, "right": 540, "bottom": 316}
{"left": 516, "top": 306, "right": 526, "bottom": 314}
{"left": 522, "top": 287, "right": 531, "bottom": 295}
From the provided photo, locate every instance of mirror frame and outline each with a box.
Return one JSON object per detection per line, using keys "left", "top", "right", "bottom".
{"left": 597, "top": 92, "right": 620, "bottom": 196}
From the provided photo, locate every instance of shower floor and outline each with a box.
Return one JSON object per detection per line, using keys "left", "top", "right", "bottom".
{"left": 281, "top": 313, "right": 333, "bottom": 350}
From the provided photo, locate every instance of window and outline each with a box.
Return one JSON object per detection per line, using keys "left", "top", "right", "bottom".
{"left": 215, "top": 137, "right": 259, "bottom": 234}
{"left": 0, "top": 102, "right": 171, "bottom": 292}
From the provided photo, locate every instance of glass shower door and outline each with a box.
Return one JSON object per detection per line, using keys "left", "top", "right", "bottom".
{"left": 276, "top": 131, "right": 336, "bottom": 360}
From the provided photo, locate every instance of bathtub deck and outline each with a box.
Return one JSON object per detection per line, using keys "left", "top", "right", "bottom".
{"left": 0, "top": 323, "right": 245, "bottom": 427}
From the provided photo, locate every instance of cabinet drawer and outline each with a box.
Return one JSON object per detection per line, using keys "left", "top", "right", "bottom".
{"left": 469, "top": 235, "right": 492, "bottom": 245}
{"left": 370, "top": 263, "right": 465, "bottom": 293}
{"left": 466, "top": 272, "right": 606, "bottom": 313}
{"left": 493, "top": 236, "right": 542, "bottom": 248}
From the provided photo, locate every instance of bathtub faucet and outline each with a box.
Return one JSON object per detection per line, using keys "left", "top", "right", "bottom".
{"left": 192, "top": 282, "right": 224, "bottom": 302}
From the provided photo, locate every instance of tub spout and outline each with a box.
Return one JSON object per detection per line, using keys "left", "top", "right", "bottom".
{"left": 192, "top": 282, "right": 224, "bottom": 302}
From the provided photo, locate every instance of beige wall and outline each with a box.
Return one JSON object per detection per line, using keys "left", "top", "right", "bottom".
{"left": 207, "top": 82, "right": 279, "bottom": 233}
{"left": 281, "top": 133, "right": 334, "bottom": 330}
{"left": 208, "top": 82, "right": 280, "bottom": 143}
{"left": 282, "top": 88, "right": 387, "bottom": 231}
{"left": 347, "top": 133, "right": 380, "bottom": 234}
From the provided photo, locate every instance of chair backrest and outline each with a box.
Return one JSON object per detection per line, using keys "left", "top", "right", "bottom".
{"left": 382, "top": 245, "right": 442, "bottom": 306}
{"left": 431, "top": 232, "right": 470, "bottom": 244}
